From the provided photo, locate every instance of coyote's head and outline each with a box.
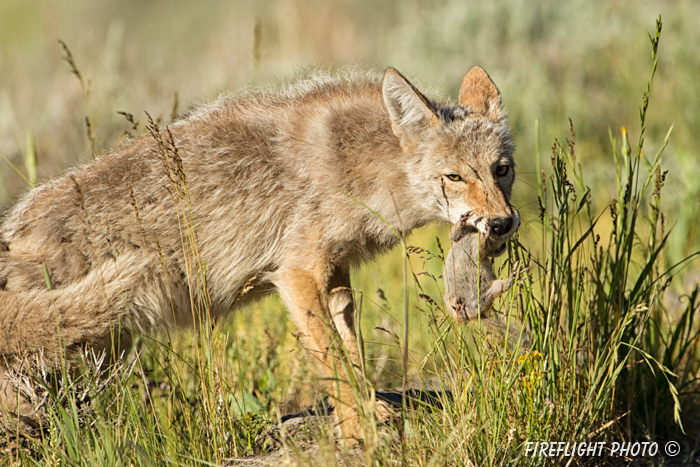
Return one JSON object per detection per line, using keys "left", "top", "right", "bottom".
{"left": 382, "top": 66, "right": 519, "bottom": 256}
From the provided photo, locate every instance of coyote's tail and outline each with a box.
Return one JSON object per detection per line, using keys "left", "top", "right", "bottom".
{"left": 0, "top": 263, "right": 140, "bottom": 365}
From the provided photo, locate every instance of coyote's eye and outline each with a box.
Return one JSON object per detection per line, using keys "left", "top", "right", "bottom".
{"left": 445, "top": 174, "right": 463, "bottom": 182}
{"left": 495, "top": 165, "right": 510, "bottom": 177}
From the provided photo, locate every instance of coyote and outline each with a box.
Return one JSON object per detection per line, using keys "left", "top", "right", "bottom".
{"left": 0, "top": 66, "right": 519, "bottom": 440}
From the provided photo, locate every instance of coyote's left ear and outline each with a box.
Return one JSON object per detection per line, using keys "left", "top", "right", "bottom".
{"left": 459, "top": 66, "right": 503, "bottom": 121}
{"left": 382, "top": 67, "right": 439, "bottom": 142}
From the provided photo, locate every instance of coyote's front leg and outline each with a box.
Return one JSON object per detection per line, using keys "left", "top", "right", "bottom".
{"left": 274, "top": 264, "right": 363, "bottom": 443}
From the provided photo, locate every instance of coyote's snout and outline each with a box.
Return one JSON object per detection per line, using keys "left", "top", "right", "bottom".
{"left": 0, "top": 65, "right": 517, "bottom": 441}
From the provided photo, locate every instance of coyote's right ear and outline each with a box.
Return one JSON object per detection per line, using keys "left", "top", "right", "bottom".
{"left": 382, "top": 67, "right": 439, "bottom": 142}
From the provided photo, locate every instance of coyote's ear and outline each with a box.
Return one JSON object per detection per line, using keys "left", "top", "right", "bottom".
{"left": 382, "top": 67, "right": 439, "bottom": 141}
{"left": 459, "top": 66, "right": 502, "bottom": 121}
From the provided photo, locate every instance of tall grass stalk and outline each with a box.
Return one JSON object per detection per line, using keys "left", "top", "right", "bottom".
{"left": 58, "top": 40, "right": 97, "bottom": 160}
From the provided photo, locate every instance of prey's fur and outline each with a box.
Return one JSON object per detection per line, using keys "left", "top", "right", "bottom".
{"left": 443, "top": 212, "right": 529, "bottom": 350}
{"left": 443, "top": 212, "right": 518, "bottom": 323}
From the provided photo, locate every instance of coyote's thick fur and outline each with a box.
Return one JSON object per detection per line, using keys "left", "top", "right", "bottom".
{"left": 0, "top": 66, "right": 519, "bottom": 440}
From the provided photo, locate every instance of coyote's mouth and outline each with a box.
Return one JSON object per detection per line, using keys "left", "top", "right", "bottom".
{"left": 455, "top": 210, "right": 517, "bottom": 258}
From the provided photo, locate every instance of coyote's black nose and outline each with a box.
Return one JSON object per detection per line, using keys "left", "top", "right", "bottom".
{"left": 490, "top": 217, "right": 513, "bottom": 237}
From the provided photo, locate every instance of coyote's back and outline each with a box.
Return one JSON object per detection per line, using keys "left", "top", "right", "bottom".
{"left": 0, "top": 71, "right": 390, "bottom": 353}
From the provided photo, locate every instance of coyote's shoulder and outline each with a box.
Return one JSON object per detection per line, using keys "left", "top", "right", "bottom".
{"left": 0, "top": 66, "right": 519, "bottom": 441}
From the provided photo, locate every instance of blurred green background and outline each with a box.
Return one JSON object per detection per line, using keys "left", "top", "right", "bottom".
{"left": 0, "top": 0, "right": 698, "bottom": 257}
